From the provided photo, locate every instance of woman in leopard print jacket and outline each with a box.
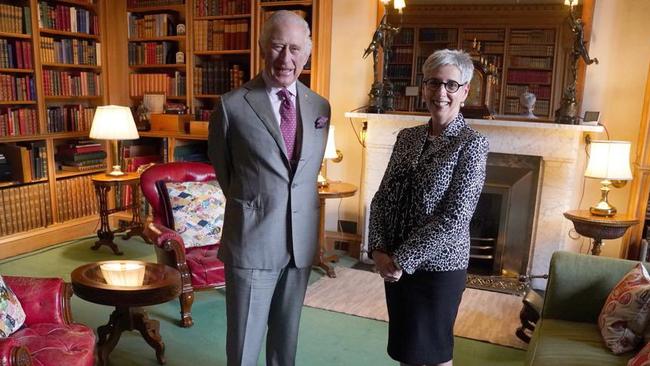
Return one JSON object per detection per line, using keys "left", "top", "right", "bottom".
{"left": 369, "top": 49, "right": 488, "bottom": 366}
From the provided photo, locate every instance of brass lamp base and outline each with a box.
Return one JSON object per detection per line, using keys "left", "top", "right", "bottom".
{"left": 590, "top": 180, "right": 616, "bottom": 217}
{"left": 317, "top": 173, "right": 329, "bottom": 188}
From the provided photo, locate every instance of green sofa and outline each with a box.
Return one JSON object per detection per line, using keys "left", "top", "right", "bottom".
{"left": 525, "top": 251, "right": 646, "bottom": 366}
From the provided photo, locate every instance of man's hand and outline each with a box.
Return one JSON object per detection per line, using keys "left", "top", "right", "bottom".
{"left": 372, "top": 251, "right": 403, "bottom": 283}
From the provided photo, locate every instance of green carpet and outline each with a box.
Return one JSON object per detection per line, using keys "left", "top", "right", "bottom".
{"left": 0, "top": 236, "right": 526, "bottom": 365}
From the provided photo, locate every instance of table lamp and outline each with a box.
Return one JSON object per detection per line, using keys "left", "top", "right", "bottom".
{"left": 317, "top": 126, "right": 343, "bottom": 187}
{"left": 89, "top": 105, "right": 140, "bottom": 176}
{"left": 584, "top": 140, "right": 633, "bottom": 216}
{"left": 100, "top": 261, "right": 145, "bottom": 287}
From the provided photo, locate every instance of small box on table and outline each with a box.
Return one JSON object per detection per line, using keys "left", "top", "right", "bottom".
{"left": 150, "top": 114, "right": 190, "bottom": 133}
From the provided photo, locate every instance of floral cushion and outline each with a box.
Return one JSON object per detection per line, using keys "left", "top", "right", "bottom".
{"left": 166, "top": 180, "right": 226, "bottom": 248}
{"left": 629, "top": 342, "right": 650, "bottom": 366}
{"left": 0, "top": 275, "right": 26, "bottom": 337}
{"left": 599, "top": 263, "right": 650, "bottom": 354}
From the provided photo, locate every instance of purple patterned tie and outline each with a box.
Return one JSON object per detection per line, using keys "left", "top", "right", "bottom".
{"left": 277, "top": 88, "right": 297, "bottom": 160}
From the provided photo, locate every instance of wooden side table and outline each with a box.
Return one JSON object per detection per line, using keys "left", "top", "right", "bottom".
{"left": 564, "top": 210, "right": 639, "bottom": 256}
{"left": 315, "top": 182, "right": 357, "bottom": 278}
{"left": 91, "top": 172, "right": 148, "bottom": 255}
{"left": 71, "top": 261, "right": 181, "bottom": 366}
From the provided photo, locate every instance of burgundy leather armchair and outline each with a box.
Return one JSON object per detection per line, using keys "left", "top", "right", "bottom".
{"left": 0, "top": 276, "right": 95, "bottom": 366}
{"left": 141, "top": 162, "right": 226, "bottom": 328}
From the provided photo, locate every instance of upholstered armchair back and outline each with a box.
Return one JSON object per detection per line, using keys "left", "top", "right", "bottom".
{"left": 140, "top": 162, "right": 216, "bottom": 228}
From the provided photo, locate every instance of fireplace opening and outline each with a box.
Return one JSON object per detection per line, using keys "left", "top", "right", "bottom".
{"left": 468, "top": 153, "right": 542, "bottom": 282}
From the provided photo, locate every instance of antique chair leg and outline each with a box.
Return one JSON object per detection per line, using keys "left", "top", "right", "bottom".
{"left": 179, "top": 290, "right": 194, "bottom": 328}
{"left": 516, "top": 288, "right": 544, "bottom": 343}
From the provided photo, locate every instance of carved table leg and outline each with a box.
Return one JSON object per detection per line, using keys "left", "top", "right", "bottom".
{"left": 123, "top": 182, "right": 151, "bottom": 244}
{"left": 591, "top": 238, "right": 603, "bottom": 256}
{"left": 97, "top": 307, "right": 128, "bottom": 366}
{"left": 92, "top": 184, "right": 123, "bottom": 255}
{"left": 132, "top": 308, "right": 166, "bottom": 364}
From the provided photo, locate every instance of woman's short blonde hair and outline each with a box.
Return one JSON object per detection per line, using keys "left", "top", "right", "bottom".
{"left": 422, "top": 49, "right": 474, "bottom": 85}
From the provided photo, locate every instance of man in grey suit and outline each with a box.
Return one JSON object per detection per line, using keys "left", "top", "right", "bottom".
{"left": 208, "top": 10, "right": 330, "bottom": 366}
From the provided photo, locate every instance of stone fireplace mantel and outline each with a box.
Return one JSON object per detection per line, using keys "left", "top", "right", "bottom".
{"left": 345, "top": 112, "right": 604, "bottom": 288}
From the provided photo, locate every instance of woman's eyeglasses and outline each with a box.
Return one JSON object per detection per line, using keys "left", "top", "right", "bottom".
{"left": 422, "top": 78, "right": 465, "bottom": 93}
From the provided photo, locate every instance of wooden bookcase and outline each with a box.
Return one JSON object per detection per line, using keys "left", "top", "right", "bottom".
{"left": 385, "top": 3, "right": 579, "bottom": 120}
{"left": 0, "top": 0, "right": 109, "bottom": 258}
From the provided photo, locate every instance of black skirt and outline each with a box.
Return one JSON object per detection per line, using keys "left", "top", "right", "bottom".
{"left": 385, "top": 269, "right": 467, "bottom": 365}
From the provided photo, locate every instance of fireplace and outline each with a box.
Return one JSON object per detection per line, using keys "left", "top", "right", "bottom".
{"left": 469, "top": 153, "right": 542, "bottom": 279}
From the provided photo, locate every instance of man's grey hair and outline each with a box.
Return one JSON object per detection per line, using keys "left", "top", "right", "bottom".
{"left": 422, "top": 49, "right": 474, "bottom": 85}
{"left": 259, "top": 10, "right": 312, "bottom": 55}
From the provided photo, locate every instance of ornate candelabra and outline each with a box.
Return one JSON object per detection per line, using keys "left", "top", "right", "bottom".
{"left": 363, "top": 1, "right": 404, "bottom": 113}
{"left": 555, "top": 0, "right": 598, "bottom": 124}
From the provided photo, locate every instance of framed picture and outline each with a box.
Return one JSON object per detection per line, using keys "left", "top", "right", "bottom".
{"left": 143, "top": 94, "right": 166, "bottom": 119}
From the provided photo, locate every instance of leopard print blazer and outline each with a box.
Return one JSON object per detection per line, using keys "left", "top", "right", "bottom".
{"left": 368, "top": 114, "right": 489, "bottom": 274}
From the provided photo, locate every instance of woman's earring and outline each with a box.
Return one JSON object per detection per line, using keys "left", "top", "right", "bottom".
{"left": 460, "top": 102, "right": 465, "bottom": 107}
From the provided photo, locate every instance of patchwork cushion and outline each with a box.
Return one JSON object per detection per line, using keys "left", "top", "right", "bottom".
{"left": 599, "top": 263, "right": 650, "bottom": 354}
{"left": 166, "top": 180, "right": 226, "bottom": 248}
{"left": 0, "top": 275, "right": 26, "bottom": 337}
{"left": 629, "top": 342, "right": 650, "bottom": 366}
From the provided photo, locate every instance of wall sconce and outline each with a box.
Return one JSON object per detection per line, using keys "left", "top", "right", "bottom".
{"left": 318, "top": 126, "right": 343, "bottom": 187}
{"left": 100, "top": 261, "right": 146, "bottom": 287}
{"left": 89, "top": 105, "right": 140, "bottom": 176}
{"left": 584, "top": 140, "right": 633, "bottom": 216}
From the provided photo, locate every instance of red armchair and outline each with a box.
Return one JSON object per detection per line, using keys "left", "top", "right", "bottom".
{"left": 0, "top": 276, "right": 95, "bottom": 366}
{"left": 141, "top": 162, "right": 226, "bottom": 328}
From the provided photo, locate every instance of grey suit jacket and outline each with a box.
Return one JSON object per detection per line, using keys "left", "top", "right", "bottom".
{"left": 208, "top": 75, "right": 330, "bottom": 270}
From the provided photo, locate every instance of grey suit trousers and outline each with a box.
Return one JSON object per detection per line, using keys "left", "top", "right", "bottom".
{"left": 225, "top": 263, "right": 310, "bottom": 366}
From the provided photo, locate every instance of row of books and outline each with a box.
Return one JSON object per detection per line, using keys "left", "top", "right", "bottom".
{"left": 389, "top": 47, "right": 413, "bottom": 64}
{"left": 40, "top": 37, "right": 100, "bottom": 66}
{"left": 510, "top": 29, "right": 555, "bottom": 44}
{"left": 128, "top": 72, "right": 185, "bottom": 97}
{"left": 506, "top": 70, "right": 552, "bottom": 85}
{"left": 193, "top": 62, "right": 244, "bottom": 95}
{"left": 0, "top": 39, "right": 33, "bottom": 69}
{"left": 0, "top": 153, "right": 10, "bottom": 182}
{"left": 505, "top": 84, "right": 551, "bottom": 99}
{"left": 55, "top": 175, "right": 98, "bottom": 223}
{"left": 127, "top": 13, "right": 176, "bottom": 39}
{"left": 509, "top": 55, "right": 553, "bottom": 69}
{"left": 37, "top": 2, "right": 99, "bottom": 35}
{"left": 504, "top": 98, "right": 550, "bottom": 115}
{"left": 194, "top": 107, "right": 211, "bottom": 121}
{"left": 509, "top": 44, "right": 554, "bottom": 57}
{"left": 0, "top": 108, "right": 38, "bottom": 137}
{"left": 173, "top": 140, "right": 208, "bottom": 162}
{"left": 56, "top": 141, "right": 106, "bottom": 172}
{"left": 42, "top": 70, "right": 102, "bottom": 96}
{"left": 46, "top": 105, "right": 95, "bottom": 133}
{"left": 118, "top": 140, "right": 164, "bottom": 208}
{"left": 0, "top": 4, "right": 31, "bottom": 35}
{"left": 419, "top": 28, "right": 457, "bottom": 43}
{"left": 393, "top": 28, "right": 415, "bottom": 46}
{"left": 463, "top": 30, "right": 505, "bottom": 42}
{"left": 127, "top": 41, "right": 177, "bottom": 66}
{"left": 386, "top": 64, "right": 412, "bottom": 79}
{"left": 0, "top": 142, "right": 47, "bottom": 182}
{"left": 462, "top": 40, "right": 504, "bottom": 55}
{"left": 194, "top": 0, "right": 251, "bottom": 17}
{"left": 0, "top": 74, "right": 36, "bottom": 101}
{"left": 193, "top": 19, "right": 249, "bottom": 51}
{"left": 0, "top": 182, "right": 52, "bottom": 236}
{"left": 127, "top": 0, "right": 183, "bottom": 7}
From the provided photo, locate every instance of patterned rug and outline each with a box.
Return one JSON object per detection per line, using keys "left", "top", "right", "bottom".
{"left": 304, "top": 267, "right": 527, "bottom": 349}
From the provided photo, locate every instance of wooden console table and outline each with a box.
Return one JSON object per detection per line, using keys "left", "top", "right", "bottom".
{"left": 315, "top": 182, "right": 357, "bottom": 278}
{"left": 564, "top": 210, "right": 639, "bottom": 256}
{"left": 91, "top": 172, "right": 148, "bottom": 255}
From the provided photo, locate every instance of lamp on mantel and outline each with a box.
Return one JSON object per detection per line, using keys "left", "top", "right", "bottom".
{"left": 584, "top": 140, "right": 633, "bottom": 216}
{"left": 89, "top": 105, "right": 140, "bottom": 176}
{"left": 317, "top": 126, "right": 343, "bottom": 188}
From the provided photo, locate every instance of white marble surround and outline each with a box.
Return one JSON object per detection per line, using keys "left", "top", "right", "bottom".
{"left": 346, "top": 112, "right": 604, "bottom": 286}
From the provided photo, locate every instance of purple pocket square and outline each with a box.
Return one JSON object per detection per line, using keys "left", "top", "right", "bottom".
{"left": 315, "top": 116, "right": 329, "bottom": 129}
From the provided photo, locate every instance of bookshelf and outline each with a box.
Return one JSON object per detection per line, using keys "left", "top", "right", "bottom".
{"left": 0, "top": 0, "right": 107, "bottom": 257}
{"left": 385, "top": 3, "right": 577, "bottom": 119}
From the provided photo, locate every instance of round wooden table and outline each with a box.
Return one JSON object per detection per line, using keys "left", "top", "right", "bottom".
{"left": 316, "top": 182, "right": 357, "bottom": 277}
{"left": 71, "top": 261, "right": 181, "bottom": 365}
{"left": 91, "top": 172, "right": 148, "bottom": 255}
{"left": 564, "top": 210, "right": 639, "bottom": 256}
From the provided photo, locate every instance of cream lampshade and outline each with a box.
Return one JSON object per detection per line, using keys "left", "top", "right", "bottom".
{"left": 318, "top": 126, "right": 343, "bottom": 187}
{"left": 584, "top": 140, "right": 633, "bottom": 216}
{"left": 89, "top": 105, "right": 140, "bottom": 176}
{"left": 100, "top": 261, "right": 145, "bottom": 287}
